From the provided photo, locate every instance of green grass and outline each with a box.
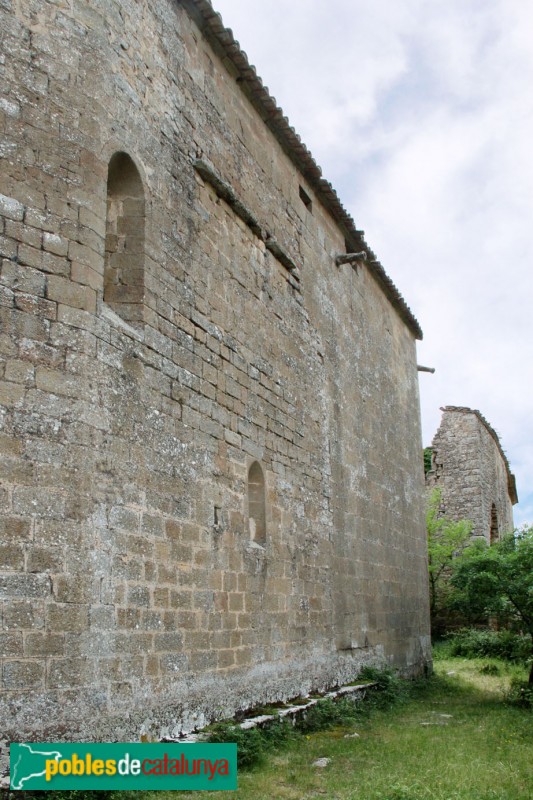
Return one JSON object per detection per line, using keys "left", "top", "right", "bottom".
{"left": 135, "top": 654, "right": 532, "bottom": 800}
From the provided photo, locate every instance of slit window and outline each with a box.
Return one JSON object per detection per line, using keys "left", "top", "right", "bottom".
{"left": 490, "top": 503, "right": 499, "bottom": 544}
{"left": 104, "top": 151, "right": 145, "bottom": 325}
{"left": 248, "top": 461, "right": 266, "bottom": 545}
{"left": 299, "top": 185, "right": 312, "bottom": 212}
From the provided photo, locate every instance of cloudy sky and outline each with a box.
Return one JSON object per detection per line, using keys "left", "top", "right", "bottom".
{"left": 213, "top": 0, "right": 533, "bottom": 527}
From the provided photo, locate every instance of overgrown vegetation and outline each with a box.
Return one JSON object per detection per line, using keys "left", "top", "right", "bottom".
{"left": 133, "top": 654, "right": 532, "bottom": 800}
{"left": 423, "top": 446, "right": 433, "bottom": 475}
{"left": 358, "top": 664, "right": 411, "bottom": 708}
{"left": 426, "top": 487, "right": 473, "bottom": 635}
{"left": 451, "top": 527, "right": 533, "bottom": 684}
{"left": 445, "top": 628, "right": 531, "bottom": 663}
{"left": 435, "top": 631, "right": 533, "bottom": 711}
{"left": 506, "top": 676, "right": 533, "bottom": 709}
{"left": 204, "top": 666, "right": 405, "bottom": 769}
{"left": 7, "top": 654, "right": 532, "bottom": 800}
{"left": 206, "top": 718, "right": 295, "bottom": 769}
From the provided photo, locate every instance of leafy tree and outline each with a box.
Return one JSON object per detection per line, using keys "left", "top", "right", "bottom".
{"left": 426, "top": 488, "right": 473, "bottom": 634}
{"left": 451, "top": 526, "right": 533, "bottom": 683}
{"left": 423, "top": 447, "right": 433, "bottom": 475}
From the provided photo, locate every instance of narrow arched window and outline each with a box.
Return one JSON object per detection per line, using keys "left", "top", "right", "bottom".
{"left": 248, "top": 461, "right": 266, "bottom": 545}
{"left": 104, "top": 152, "right": 145, "bottom": 325}
{"left": 490, "top": 504, "right": 499, "bottom": 544}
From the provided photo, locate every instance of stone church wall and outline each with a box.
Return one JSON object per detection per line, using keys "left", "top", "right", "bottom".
{"left": 0, "top": 0, "right": 431, "bottom": 744}
{"left": 427, "top": 407, "right": 517, "bottom": 542}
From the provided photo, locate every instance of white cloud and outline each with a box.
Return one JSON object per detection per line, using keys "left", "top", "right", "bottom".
{"left": 214, "top": 0, "right": 533, "bottom": 525}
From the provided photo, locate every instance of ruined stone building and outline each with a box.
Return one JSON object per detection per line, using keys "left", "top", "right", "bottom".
{"left": 427, "top": 407, "right": 518, "bottom": 542}
{"left": 0, "top": 0, "right": 431, "bottom": 743}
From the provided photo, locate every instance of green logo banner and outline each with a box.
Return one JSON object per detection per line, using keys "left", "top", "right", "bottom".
{"left": 10, "top": 742, "right": 237, "bottom": 791}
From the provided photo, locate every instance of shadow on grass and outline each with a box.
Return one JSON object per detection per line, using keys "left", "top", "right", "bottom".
{"left": 409, "top": 667, "right": 506, "bottom": 711}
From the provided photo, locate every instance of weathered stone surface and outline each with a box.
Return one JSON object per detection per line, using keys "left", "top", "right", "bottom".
{"left": 0, "top": 0, "right": 431, "bottom": 747}
{"left": 427, "top": 407, "right": 517, "bottom": 541}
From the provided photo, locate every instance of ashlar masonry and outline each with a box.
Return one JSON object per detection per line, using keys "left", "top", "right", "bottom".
{"left": 427, "top": 406, "right": 517, "bottom": 542}
{"left": 0, "top": 0, "right": 431, "bottom": 743}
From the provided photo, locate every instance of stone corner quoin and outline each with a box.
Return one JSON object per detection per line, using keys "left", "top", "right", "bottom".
{"left": 0, "top": 0, "right": 431, "bottom": 744}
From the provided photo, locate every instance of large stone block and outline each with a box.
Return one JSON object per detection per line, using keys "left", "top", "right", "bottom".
{"left": 0, "top": 574, "right": 51, "bottom": 599}
{"left": 3, "top": 660, "right": 44, "bottom": 689}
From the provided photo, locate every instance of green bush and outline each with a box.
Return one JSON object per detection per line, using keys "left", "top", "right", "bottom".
{"left": 358, "top": 665, "right": 409, "bottom": 709}
{"left": 205, "top": 717, "right": 295, "bottom": 769}
{"left": 295, "top": 696, "right": 362, "bottom": 733}
{"left": 205, "top": 721, "right": 264, "bottom": 768}
{"left": 447, "top": 628, "right": 531, "bottom": 662}
{"left": 505, "top": 677, "right": 533, "bottom": 709}
{"left": 295, "top": 668, "right": 408, "bottom": 734}
{"left": 257, "top": 717, "right": 296, "bottom": 748}
{"left": 204, "top": 667, "right": 410, "bottom": 769}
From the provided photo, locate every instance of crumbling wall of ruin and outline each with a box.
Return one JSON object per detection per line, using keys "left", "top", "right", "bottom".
{"left": 0, "top": 0, "right": 431, "bottom": 745}
{"left": 427, "top": 407, "right": 517, "bottom": 541}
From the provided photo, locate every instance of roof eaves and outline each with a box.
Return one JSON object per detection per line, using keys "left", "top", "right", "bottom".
{"left": 189, "top": 0, "right": 423, "bottom": 340}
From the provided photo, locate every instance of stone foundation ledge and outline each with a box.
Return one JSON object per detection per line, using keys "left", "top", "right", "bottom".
{"left": 0, "top": 682, "right": 377, "bottom": 787}
{"left": 173, "top": 681, "right": 377, "bottom": 743}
